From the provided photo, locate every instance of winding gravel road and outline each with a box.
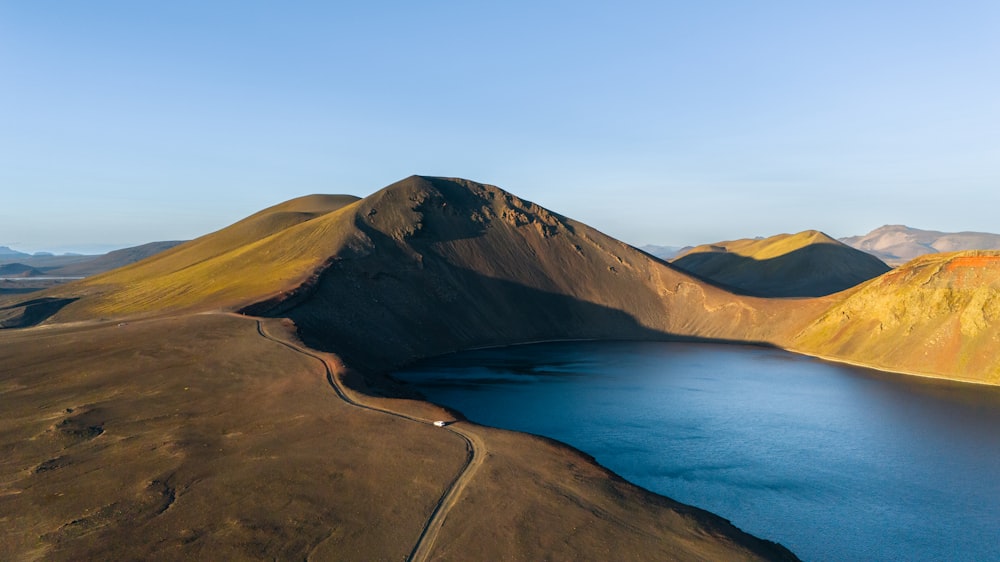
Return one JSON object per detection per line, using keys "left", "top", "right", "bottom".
{"left": 251, "top": 316, "right": 483, "bottom": 562}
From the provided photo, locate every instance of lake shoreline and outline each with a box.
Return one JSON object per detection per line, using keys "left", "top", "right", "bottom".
{"left": 397, "top": 340, "right": 1000, "bottom": 562}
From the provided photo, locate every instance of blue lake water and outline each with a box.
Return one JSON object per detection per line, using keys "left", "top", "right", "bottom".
{"left": 394, "top": 342, "right": 1000, "bottom": 562}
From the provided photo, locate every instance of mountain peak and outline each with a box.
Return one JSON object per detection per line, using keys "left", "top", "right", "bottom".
{"left": 0, "top": 246, "right": 29, "bottom": 257}
{"left": 672, "top": 230, "right": 889, "bottom": 297}
{"left": 840, "top": 225, "right": 1000, "bottom": 266}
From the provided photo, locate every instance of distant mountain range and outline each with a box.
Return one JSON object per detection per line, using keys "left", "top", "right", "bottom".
{"left": 0, "top": 246, "right": 30, "bottom": 257}
{"left": 0, "top": 246, "right": 84, "bottom": 258}
{"left": 639, "top": 244, "right": 689, "bottom": 260}
{"left": 0, "top": 241, "right": 185, "bottom": 276}
{"left": 840, "top": 225, "right": 1000, "bottom": 266}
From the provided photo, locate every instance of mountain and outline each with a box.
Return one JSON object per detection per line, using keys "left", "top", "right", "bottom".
{"left": 0, "top": 246, "right": 29, "bottom": 257}
{"left": 0, "top": 263, "right": 44, "bottom": 278}
{"left": 639, "top": 244, "right": 688, "bottom": 260}
{"left": 26, "top": 177, "right": 818, "bottom": 371}
{"left": 45, "top": 241, "right": 185, "bottom": 277}
{"left": 671, "top": 231, "right": 891, "bottom": 297}
{"left": 841, "top": 225, "right": 1000, "bottom": 266}
{"left": 0, "top": 253, "right": 93, "bottom": 269}
{"left": 791, "top": 251, "right": 1000, "bottom": 384}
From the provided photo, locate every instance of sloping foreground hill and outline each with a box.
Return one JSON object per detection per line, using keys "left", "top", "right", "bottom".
{"left": 671, "top": 231, "right": 890, "bottom": 297}
{"left": 841, "top": 225, "right": 1000, "bottom": 266}
{"left": 0, "top": 315, "right": 797, "bottom": 561}
{"left": 792, "top": 251, "right": 1000, "bottom": 384}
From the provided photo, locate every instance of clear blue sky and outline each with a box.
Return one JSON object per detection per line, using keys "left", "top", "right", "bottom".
{"left": 2, "top": 1, "right": 998, "bottom": 253}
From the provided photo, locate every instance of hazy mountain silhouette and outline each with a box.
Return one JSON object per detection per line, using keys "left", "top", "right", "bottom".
{"left": 638, "top": 244, "right": 688, "bottom": 260}
{"left": 0, "top": 263, "right": 45, "bottom": 278}
{"left": 841, "top": 225, "right": 1000, "bottom": 266}
{"left": 0, "top": 246, "right": 30, "bottom": 257}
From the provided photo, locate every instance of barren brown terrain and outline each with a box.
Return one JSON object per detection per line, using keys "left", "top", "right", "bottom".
{"left": 0, "top": 313, "right": 796, "bottom": 561}
{"left": 841, "top": 225, "right": 1000, "bottom": 266}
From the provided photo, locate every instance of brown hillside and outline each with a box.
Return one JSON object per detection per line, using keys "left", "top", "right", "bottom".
{"left": 672, "top": 231, "right": 890, "bottom": 297}
{"left": 244, "top": 177, "right": 822, "bottom": 371}
{"left": 792, "top": 251, "right": 1000, "bottom": 384}
{"left": 16, "top": 176, "right": 821, "bottom": 366}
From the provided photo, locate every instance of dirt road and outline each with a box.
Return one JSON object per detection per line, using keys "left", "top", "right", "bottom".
{"left": 252, "top": 317, "right": 483, "bottom": 562}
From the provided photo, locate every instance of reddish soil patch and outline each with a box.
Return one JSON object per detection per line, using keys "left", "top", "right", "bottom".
{"left": 945, "top": 255, "right": 1000, "bottom": 271}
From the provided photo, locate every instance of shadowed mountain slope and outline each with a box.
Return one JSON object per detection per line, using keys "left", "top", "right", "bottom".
{"left": 792, "top": 251, "right": 1000, "bottom": 384}
{"left": 672, "top": 231, "right": 891, "bottom": 297}
{"left": 841, "top": 225, "right": 1000, "bottom": 266}
{"left": 243, "top": 177, "right": 822, "bottom": 371}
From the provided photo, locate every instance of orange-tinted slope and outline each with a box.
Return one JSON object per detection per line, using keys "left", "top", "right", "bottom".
{"left": 792, "top": 251, "right": 1000, "bottom": 384}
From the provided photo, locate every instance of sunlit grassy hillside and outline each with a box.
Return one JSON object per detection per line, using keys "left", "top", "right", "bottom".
{"left": 672, "top": 231, "right": 890, "bottom": 297}
{"left": 50, "top": 194, "right": 361, "bottom": 318}
{"left": 793, "top": 251, "right": 1000, "bottom": 384}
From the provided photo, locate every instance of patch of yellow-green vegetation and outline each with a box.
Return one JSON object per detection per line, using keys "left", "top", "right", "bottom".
{"left": 81, "top": 194, "right": 359, "bottom": 286}
{"left": 57, "top": 195, "right": 364, "bottom": 319}
{"left": 681, "top": 230, "right": 839, "bottom": 261}
{"left": 794, "top": 250, "right": 1000, "bottom": 382}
